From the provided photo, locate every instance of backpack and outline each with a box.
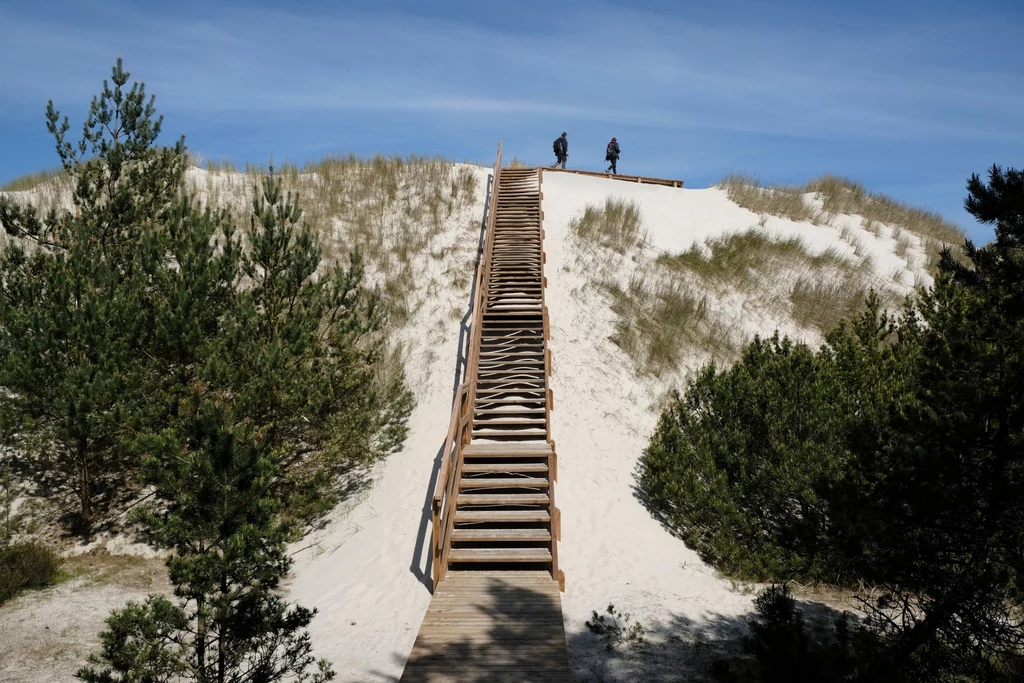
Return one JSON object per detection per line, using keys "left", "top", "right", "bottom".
{"left": 553, "top": 138, "right": 564, "bottom": 155}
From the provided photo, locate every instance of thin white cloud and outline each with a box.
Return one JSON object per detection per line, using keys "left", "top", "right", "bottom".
{"left": 2, "top": 0, "right": 1020, "bottom": 146}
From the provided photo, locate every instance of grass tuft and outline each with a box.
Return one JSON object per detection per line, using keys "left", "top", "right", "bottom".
{"left": 718, "top": 173, "right": 815, "bottom": 223}
{"left": 0, "top": 168, "right": 65, "bottom": 192}
{"left": 789, "top": 275, "right": 872, "bottom": 334}
{"left": 657, "top": 230, "right": 850, "bottom": 288}
{"left": 569, "top": 197, "right": 646, "bottom": 254}
{"left": 805, "top": 173, "right": 965, "bottom": 272}
{"left": 605, "top": 275, "right": 723, "bottom": 378}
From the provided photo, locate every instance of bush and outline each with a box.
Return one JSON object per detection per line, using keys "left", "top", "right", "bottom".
{"left": 0, "top": 541, "right": 61, "bottom": 605}
{"left": 640, "top": 296, "right": 917, "bottom": 581}
{"left": 744, "top": 585, "right": 810, "bottom": 682}
{"left": 743, "top": 584, "right": 872, "bottom": 683}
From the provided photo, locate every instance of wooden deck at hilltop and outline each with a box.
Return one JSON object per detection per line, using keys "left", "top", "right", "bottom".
{"left": 401, "top": 572, "right": 570, "bottom": 683}
{"left": 542, "top": 166, "right": 684, "bottom": 187}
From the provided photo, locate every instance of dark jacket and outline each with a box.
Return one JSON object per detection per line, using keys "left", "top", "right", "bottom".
{"left": 554, "top": 135, "right": 568, "bottom": 157}
{"left": 605, "top": 141, "right": 620, "bottom": 161}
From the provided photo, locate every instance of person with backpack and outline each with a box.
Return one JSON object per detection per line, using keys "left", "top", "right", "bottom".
{"left": 605, "top": 137, "right": 621, "bottom": 174}
{"left": 552, "top": 132, "right": 568, "bottom": 169}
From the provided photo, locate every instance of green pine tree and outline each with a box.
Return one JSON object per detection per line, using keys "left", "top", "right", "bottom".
{"left": 841, "top": 167, "right": 1024, "bottom": 680}
{"left": 77, "top": 397, "right": 334, "bottom": 683}
{"left": 0, "top": 57, "right": 186, "bottom": 530}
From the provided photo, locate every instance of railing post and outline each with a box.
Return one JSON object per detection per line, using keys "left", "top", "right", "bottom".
{"left": 431, "top": 501, "right": 441, "bottom": 589}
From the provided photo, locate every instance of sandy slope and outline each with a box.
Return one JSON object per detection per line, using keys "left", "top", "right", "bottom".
{"left": 1, "top": 165, "right": 934, "bottom": 682}
{"left": 284, "top": 169, "right": 933, "bottom": 681}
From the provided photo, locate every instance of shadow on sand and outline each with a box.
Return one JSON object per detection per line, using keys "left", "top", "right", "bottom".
{"left": 408, "top": 171, "right": 493, "bottom": 592}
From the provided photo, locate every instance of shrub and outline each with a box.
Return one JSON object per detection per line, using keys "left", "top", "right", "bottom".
{"left": 640, "top": 297, "right": 916, "bottom": 581}
{"left": 0, "top": 541, "right": 61, "bottom": 605}
{"left": 585, "top": 603, "right": 646, "bottom": 652}
{"left": 743, "top": 584, "right": 871, "bottom": 683}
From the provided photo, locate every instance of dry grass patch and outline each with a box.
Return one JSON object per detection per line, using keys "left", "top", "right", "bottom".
{"left": 789, "top": 275, "right": 872, "bottom": 334}
{"left": 604, "top": 275, "right": 729, "bottom": 378}
{"left": 62, "top": 550, "right": 169, "bottom": 591}
{"left": 718, "top": 173, "right": 817, "bottom": 223}
{"left": 805, "top": 174, "right": 966, "bottom": 271}
{"left": 569, "top": 197, "right": 647, "bottom": 254}
{"left": 0, "top": 168, "right": 65, "bottom": 192}
{"left": 657, "top": 230, "right": 853, "bottom": 289}
{"left": 239, "top": 154, "right": 480, "bottom": 322}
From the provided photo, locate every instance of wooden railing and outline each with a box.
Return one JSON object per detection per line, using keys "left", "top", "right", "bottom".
{"left": 538, "top": 170, "right": 562, "bottom": 590}
{"left": 431, "top": 142, "right": 503, "bottom": 589}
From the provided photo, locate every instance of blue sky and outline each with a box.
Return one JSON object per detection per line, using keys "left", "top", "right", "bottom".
{"left": 1, "top": 0, "right": 1021, "bottom": 243}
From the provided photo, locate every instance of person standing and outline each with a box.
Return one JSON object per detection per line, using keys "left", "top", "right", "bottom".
{"left": 605, "top": 137, "right": 620, "bottom": 174}
{"left": 552, "top": 132, "right": 568, "bottom": 169}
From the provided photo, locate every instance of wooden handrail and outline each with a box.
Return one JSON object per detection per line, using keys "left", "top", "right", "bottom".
{"left": 431, "top": 142, "right": 503, "bottom": 590}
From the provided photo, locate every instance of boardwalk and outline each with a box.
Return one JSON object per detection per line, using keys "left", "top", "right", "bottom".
{"left": 401, "top": 572, "right": 570, "bottom": 682}
{"left": 543, "top": 166, "right": 684, "bottom": 187}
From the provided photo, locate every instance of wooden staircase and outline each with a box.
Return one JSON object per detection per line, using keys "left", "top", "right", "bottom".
{"left": 437, "top": 162, "right": 560, "bottom": 580}
{"left": 402, "top": 146, "right": 568, "bottom": 681}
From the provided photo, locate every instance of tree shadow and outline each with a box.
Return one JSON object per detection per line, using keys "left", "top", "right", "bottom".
{"left": 380, "top": 572, "right": 571, "bottom": 682}
{"left": 565, "top": 596, "right": 854, "bottom": 683}
{"left": 408, "top": 172, "right": 493, "bottom": 592}
{"left": 2, "top": 448, "right": 142, "bottom": 541}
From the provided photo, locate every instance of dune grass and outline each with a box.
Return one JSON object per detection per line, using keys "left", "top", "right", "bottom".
{"left": 805, "top": 174, "right": 963, "bottom": 244}
{"left": 569, "top": 197, "right": 647, "bottom": 255}
{"left": 805, "top": 174, "right": 965, "bottom": 272}
{"left": 0, "top": 168, "right": 65, "bottom": 192}
{"left": 604, "top": 275, "right": 729, "bottom": 378}
{"left": 718, "top": 172, "right": 967, "bottom": 276}
{"left": 239, "top": 154, "right": 480, "bottom": 323}
{"left": 657, "top": 230, "right": 854, "bottom": 287}
{"left": 657, "top": 227, "right": 887, "bottom": 336}
{"left": 718, "top": 173, "right": 817, "bottom": 223}
{"left": 789, "top": 275, "right": 871, "bottom": 334}
{"left": 7, "top": 156, "right": 480, "bottom": 329}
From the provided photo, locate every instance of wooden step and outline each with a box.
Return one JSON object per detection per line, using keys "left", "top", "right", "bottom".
{"left": 448, "top": 548, "right": 552, "bottom": 563}
{"left": 451, "top": 528, "right": 551, "bottom": 542}
{"left": 460, "top": 440, "right": 552, "bottom": 456}
{"left": 461, "top": 462, "right": 549, "bottom": 473}
{"left": 471, "top": 419, "right": 547, "bottom": 428}
{"left": 473, "top": 389, "right": 548, "bottom": 395}
{"left": 454, "top": 509, "right": 550, "bottom": 523}
{"left": 456, "top": 493, "right": 549, "bottom": 506}
{"left": 459, "top": 477, "right": 549, "bottom": 489}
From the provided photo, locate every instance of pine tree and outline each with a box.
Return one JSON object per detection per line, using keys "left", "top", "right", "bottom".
{"left": 843, "top": 167, "right": 1024, "bottom": 680}
{"left": 0, "top": 58, "right": 186, "bottom": 530}
{"left": 76, "top": 398, "right": 334, "bottom": 683}
{"left": 76, "top": 166, "right": 414, "bottom": 683}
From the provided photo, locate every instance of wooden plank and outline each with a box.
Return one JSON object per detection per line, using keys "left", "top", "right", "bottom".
{"left": 463, "top": 443, "right": 552, "bottom": 455}
{"left": 461, "top": 462, "right": 548, "bottom": 473}
{"left": 456, "top": 492, "right": 549, "bottom": 505}
{"left": 451, "top": 528, "right": 551, "bottom": 542}
{"left": 459, "top": 477, "right": 549, "bottom": 489}
{"left": 448, "top": 548, "right": 552, "bottom": 562}
{"left": 454, "top": 510, "right": 550, "bottom": 522}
